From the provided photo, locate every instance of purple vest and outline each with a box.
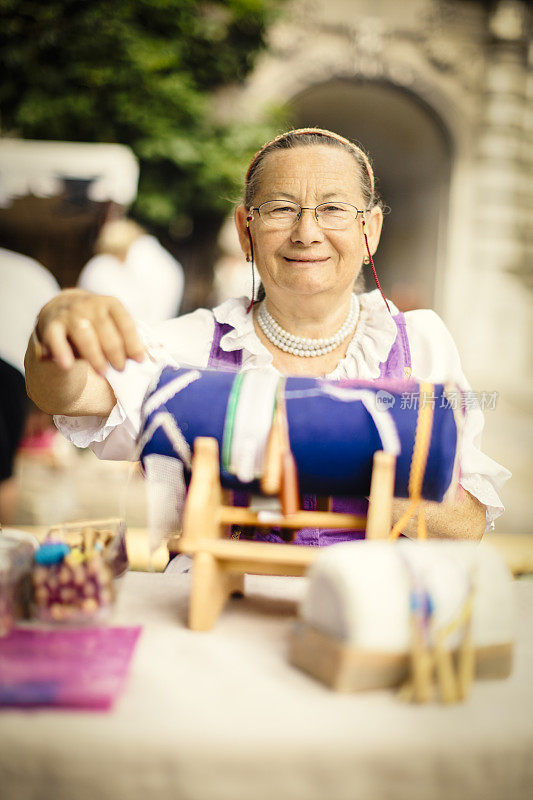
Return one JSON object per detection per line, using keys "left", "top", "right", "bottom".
{"left": 208, "top": 312, "right": 412, "bottom": 546}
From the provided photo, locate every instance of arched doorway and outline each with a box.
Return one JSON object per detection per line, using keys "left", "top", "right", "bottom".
{"left": 290, "top": 79, "right": 452, "bottom": 310}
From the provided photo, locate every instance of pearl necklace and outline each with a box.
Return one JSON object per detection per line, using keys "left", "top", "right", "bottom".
{"left": 257, "top": 295, "right": 359, "bottom": 357}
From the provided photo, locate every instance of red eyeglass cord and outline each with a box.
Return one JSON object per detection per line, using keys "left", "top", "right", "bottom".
{"left": 362, "top": 218, "right": 390, "bottom": 313}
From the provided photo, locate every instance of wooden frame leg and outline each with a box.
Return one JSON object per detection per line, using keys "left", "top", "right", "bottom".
{"left": 189, "top": 551, "right": 245, "bottom": 631}
{"left": 182, "top": 437, "right": 222, "bottom": 544}
{"left": 366, "top": 451, "right": 396, "bottom": 539}
{"left": 180, "top": 439, "right": 398, "bottom": 630}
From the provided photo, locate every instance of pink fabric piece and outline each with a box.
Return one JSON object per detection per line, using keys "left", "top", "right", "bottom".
{"left": 0, "top": 626, "right": 141, "bottom": 711}
{"left": 18, "top": 428, "right": 57, "bottom": 451}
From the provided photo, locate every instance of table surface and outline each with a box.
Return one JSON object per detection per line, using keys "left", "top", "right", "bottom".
{"left": 1, "top": 572, "right": 533, "bottom": 800}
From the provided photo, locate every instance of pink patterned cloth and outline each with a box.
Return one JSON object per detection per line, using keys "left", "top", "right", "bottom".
{"left": 0, "top": 626, "right": 141, "bottom": 710}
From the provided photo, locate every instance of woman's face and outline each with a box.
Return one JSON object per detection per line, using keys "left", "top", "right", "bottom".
{"left": 235, "top": 144, "right": 383, "bottom": 304}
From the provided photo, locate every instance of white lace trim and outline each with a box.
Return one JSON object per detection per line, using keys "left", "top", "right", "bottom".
{"left": 459, "top": 473, "right": 504, "bottom": 531}
{"left": 54, "top": 403, "right": 127, "bottom": 449}
{"left": 212, "top": 290, "right": 399, "bottom": 379}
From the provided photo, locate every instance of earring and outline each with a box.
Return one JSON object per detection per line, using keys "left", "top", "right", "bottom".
{"left": 363, "top": 256, "right": 370, "bottom": 265}
{"left": 246, "top": 254, "right": 251, "bottom": 263}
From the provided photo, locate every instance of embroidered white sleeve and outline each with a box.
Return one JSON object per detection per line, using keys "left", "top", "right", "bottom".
{"left": 405, "top": 309, "right": 511, "bottom": 531}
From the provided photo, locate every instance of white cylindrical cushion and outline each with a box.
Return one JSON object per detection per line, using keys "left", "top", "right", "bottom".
{"left": 300, "top": 541, "right": 514, "bottom": 652}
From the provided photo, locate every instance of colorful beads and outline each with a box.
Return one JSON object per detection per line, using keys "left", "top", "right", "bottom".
{"left": 32, "top": 552, "right": 113, "bottom": 623}
{"left": 34, "top": 542, "right": 70, "bottom": 565}
{"left": 31, "top": 523, "right": 125, "bottom": 623}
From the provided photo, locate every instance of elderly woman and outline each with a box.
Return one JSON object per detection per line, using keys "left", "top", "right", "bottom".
{"left": 25, "top": 128, "right": 509, "bottom": 540}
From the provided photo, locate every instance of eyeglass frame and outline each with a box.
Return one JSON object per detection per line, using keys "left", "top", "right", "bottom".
{"left": 249, "top": 199, "right": 368, "bottom": 230}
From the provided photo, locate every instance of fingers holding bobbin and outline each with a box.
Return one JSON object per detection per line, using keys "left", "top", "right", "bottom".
{"left": 68, "top": 316, "right": 110, "bottom": 375}
{"left": 35, "top": 289, "right": 146, "bottom": 374}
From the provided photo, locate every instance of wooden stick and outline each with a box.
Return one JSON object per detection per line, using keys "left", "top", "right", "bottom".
{"left": 182, "top": 437, "right": 223, "bottom": 542}
{"left": 280, "top": 450, "right": 299, "bottom": 517}
{"left": 276, "top": 384, "right": 300, "bottom": 515}
{"left": 457, "top": 605, "right": 475, "bottom": 700}
{"left": 457, "top": 632, "right": 475, "bottom": 700}
{"left": 417, "top": 503, "right": 428, "bottom": 540}
{"left": 366, "top": 451, "right": 396, "bottom": 539}
{"left": 315, "top": 496, "right": 331, "bottom": 512}
{"left": 216, "top": 507, "right": 367, "bottom": 530}
{"left": 179, "top": 536, "right": 318, "bottom": 567}
{"left": 82, "top": 527, "right": 96, "bottom": 556}
{"left": 48, "top": 517, "right": 123, "bottom": 534}
{"left": 435, "top": 639, "right": 458, "bottom": 704}
{"left": 261, "top": 407, "right": 283, "bottom": 496}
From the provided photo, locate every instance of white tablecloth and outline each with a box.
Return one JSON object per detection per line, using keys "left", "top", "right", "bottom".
{"left": 1, "top": 572, "right": 532, "bottom": 800}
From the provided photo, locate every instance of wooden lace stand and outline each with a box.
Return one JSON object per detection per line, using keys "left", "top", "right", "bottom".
{"left": 174, "top": 425, "right": 513, "bottom": 704}
{"left": 176, "top": 431, "right": 396, "bottom": 631}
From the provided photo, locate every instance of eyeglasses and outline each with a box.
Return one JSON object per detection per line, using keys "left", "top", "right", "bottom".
{"left": 250, "top": 200, "right": 365, "bottom": 230}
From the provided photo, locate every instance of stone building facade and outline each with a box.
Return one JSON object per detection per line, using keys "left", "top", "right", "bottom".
{"left": 219, "top": 0, "right": 532, "bottom": 534}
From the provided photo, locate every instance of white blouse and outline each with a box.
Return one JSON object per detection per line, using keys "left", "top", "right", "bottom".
{"left": 55, "top": 290, "right": 511, "bottom": 531}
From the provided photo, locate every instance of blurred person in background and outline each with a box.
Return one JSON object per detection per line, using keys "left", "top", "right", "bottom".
{"left": 0, "top": 247, "right": 59, "bottom": 523}
{"left": 212, "top": 215, "right": 261, "bottom": 305}
{"left": 389, "top": 281, "right": 431, "bottom": 313}
{"left": 78, "top": 219, "right": 184, "bottom": 325}
{"left": 26, "top": 128, "right": 510, "bottom": 540}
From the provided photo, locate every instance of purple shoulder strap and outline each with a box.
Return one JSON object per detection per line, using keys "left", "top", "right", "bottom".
{"left": 208, "top": 320, "right": 243, "bottom": 371}
{"left": 379, "top": 312, "right": 412, "bottom": 380}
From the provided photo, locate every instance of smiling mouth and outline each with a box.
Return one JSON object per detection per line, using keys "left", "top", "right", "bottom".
{"left": 284, "top": 256, "right": 329, "bottom": 263}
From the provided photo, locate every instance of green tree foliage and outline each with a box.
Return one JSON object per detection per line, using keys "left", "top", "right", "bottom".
{"left": 0, "top": 0, "right": 285, "bottom": 233}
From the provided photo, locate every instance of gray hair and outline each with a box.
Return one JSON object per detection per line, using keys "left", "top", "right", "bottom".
{"left": 243, "top": 128, "right": 380, "bottom": 211}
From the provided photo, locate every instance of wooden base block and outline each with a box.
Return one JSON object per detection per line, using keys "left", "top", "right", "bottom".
{"left": 289, "top": 622, "right": 513, "bottom": 692}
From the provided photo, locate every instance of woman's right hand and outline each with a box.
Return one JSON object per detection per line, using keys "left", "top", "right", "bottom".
{"left": 35, "top": 289, "right": 146, "bottom": 375}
